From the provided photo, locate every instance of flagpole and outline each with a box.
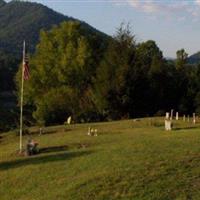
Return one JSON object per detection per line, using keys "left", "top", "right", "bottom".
{"left": 19, "top": 41, "right": 25, "bottom": 153}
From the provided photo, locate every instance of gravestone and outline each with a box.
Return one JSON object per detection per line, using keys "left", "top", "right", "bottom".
{"left": 88, "top": 127, "right": 91, "bottom": 136}
{"left": 67, "top": 116, "right": 72, "bottom": 124}
{"left": 176, "top": 112, "right": 179, "bottom": 120}
{"left": 165, "top": 119, "right": 172, "bottom": 131}
{"left": 39, "top": 127, "right": 43, "bottom": 135}
{"left": 87, "top": 127, "right": 98, "bottom": 136}
{"left": 193, "top": 113, "right": 196, "bottom": 124}
{"left": 183, "top": 115, "right": 186, "bottom": 122}
{"left": 166, "top": 112, "right": 170, "bottom": 119}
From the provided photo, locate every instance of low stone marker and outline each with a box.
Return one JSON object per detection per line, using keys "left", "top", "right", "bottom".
{"left": 88, "top": 127, "right": 98, "bottom": 136}
{"left": 39, "top": 127, "right": 43, "bottom": 135}
{"left": 165, "top": 119, "right": 172, "bottom": 131}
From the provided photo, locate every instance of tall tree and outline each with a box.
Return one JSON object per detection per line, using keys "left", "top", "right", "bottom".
{"left": 93, "top": 23, "right": 136, "bottom": 119}
{"left": 176, "top": 49, "right": 188, "bottom": 69}
{"left": 16, "top": 21, "right": 107, "bottom": 125}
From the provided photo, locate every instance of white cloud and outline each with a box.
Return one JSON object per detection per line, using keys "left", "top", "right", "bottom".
{"left": 127, "top": 0, "right": 160, "bottom": 13}
{"left": 195, "top": 0, "right": 200, "bottom": 6}
{"left": 127, "top": 0, "right": 190, "bottom": 13}
{"left": 112, "top": 0, "right": 200, "bottom": 22}
{"left": 120, "top": 0, "right": 200, "bottom": 21}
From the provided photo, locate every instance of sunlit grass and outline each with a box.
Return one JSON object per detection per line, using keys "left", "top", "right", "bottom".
{"left": 1, "top": 118, "right": 200, "bottom": 200}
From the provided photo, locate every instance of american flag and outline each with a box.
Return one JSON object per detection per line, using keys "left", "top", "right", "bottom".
{"left": 23, "top": 41, "right": 30, "bottom": 80}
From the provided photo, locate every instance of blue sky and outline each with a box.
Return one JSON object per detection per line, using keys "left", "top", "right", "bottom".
{"left": 6, "top": 0, "right": 200, "bottom": 57}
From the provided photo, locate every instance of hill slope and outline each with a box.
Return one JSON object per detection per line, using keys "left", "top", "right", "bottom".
{"left": 0, "top": 0, "right": 109, "bottom": 132}
{"left": 0, "top": 1, "right": 69, "bottom": 54}
{"left": 187, "top": 52, "right": 200, "bottom": 64}
{"left": 1, "top": 119, "right": 200, "bottom": 199}
{"left": 0, "top": 0, "right": 106, "bottom": 55}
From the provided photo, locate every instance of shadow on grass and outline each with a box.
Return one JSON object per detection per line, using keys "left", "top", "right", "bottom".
{"left": 0, "top": 150, "right": 93, "bottom": 171}
{"left": 173, "top": 126, "right": 199, "bottom": 131}
{"left": 39, "top": 145, "right": 69, "bottom": 154}
{"left": 30, "top": 128, "right": 72, "bottom": 135}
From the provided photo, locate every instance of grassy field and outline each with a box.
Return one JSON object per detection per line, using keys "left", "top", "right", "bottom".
{"left": 0, "top": 118, "right": 200, "bottom": 200}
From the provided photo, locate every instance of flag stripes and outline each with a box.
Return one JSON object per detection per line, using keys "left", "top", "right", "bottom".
{"left": 23, "top": 55, "right": 29, "bottom": 80}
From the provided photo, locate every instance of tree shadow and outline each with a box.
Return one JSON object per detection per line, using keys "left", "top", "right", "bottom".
{"left": 39, "top": 145, "right": 69, "bottom": 154}
{"left": 0, "top": 150, "right": 93, "bottom": 171}
{"left": 173, "top": 126, "right": 199, "bottom": 131}
{"left": 29, "top": 128, "right": 72, "bottom": 135}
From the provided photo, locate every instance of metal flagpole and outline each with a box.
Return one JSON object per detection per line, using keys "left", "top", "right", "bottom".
{"left": 19, "top": 41, "right": 25, "bottom": 153}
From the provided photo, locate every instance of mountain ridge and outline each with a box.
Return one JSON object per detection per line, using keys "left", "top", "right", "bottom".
{"left": 187, "top": 51, "right": 200, "bottom": 64}
{"left": 0, "top": 0, "right": 107, "bottom": 56}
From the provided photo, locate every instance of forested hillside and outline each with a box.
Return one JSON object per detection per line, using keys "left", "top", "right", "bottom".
{"left": 0, "top": 0, "right": 108, "bottom": 131}
{"left": 0, "top": 0, "right": 105, "bottom": 55}
{"left": 0, "top": 0, "right": 107, "bottom": 91}
{"left": 1, "top": 0, "right": 200, "bottom": 132}
{"left": 14, "top": 22, "right": 200, "bottom": 126}
{"left": 187, "top": 52, "right": 200, "bottom": 64}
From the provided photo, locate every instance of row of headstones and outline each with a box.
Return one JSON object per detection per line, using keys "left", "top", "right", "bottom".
{"left": 165, "top": 110, "right": 197, "bottom": 131}
{"left": 165, "top": 111, "right": 196, "bottom": 123}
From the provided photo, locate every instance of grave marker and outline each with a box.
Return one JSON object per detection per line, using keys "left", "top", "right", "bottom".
{"left": 170, "top": 109, "right": 174, "bottom": 120}
{"left": 165, "top": 119, "right": 172, "bottom": 131}
{"left": 193, "top": 113, "right": 196, "bottom": 124}
{"left": 166, "top": 112, "right": 170, "bottom": 119}
{"left": 187, "top": 115, "right": 190, "bottom": 122}
{"left": 176, "top": 112, "right": 179, "bottom": 120}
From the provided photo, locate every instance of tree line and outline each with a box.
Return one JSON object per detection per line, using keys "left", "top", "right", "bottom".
{"left": 15, "top": 21, "right": 200, "bottom": 126}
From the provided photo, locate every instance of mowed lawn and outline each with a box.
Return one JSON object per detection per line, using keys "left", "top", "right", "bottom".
{"left": 0, "top": 118, "right": 200, "bottom": 200}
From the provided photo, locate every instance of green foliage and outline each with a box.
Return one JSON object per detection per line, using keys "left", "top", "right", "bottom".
{"left": 0, "top": 1, "right": 70, "bottom": 55}
{"left": 176, "top": 49, "right": 188, "bottom": 69}
{"left": 0, "top": 0, "right": 109, "bottom": 131}
{"left": 16, "top": 21, "right": 107, "bottom": 125}
{"left": 2, "top": 0, "right": 200, "bottom": 128}
{"left": 93, "top": 23, "right": 136, "bottom": 119}
{"left": 0, "top": 0, "right": 5, "bottom": 7}
{"left": 0, "top": 0, "right": 107, "bottom": 56}
{"left": 14, "top": 21, "right": 200, "bottom": 126}
{"left": 33, "top": 87, "right": 79, "bottom": 125}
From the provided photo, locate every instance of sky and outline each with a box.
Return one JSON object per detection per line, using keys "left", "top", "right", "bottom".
{"left": 6, "top": 0, "right": 200, "bottom": 57}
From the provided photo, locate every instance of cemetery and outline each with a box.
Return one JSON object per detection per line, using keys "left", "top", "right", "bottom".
{"left": 1, "top": 1, "right": 200, "bottom": 199}
{"left": 1, "top": 117, "right": 200, "bottom": 200}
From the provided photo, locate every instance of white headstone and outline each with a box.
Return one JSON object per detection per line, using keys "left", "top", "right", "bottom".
{"left": 176, "top": 112, "right": 179, "bottom": 120}
{"left": 67, "top": 116, "right": 72, "bottom": 124}
{"left": 94, "top": 129, "right": 98, "bottom": 136}
{"left": 165, "top": 119, "right": 172, "bottom": 131}
{"left": 183, "top": 115, "right": 186, "bottom": 122}
{"left": 88, "top": 127, "right": 91, "bottom": 136}
{"left": 166, "top": 112, "right": 170, "bottom": 119}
